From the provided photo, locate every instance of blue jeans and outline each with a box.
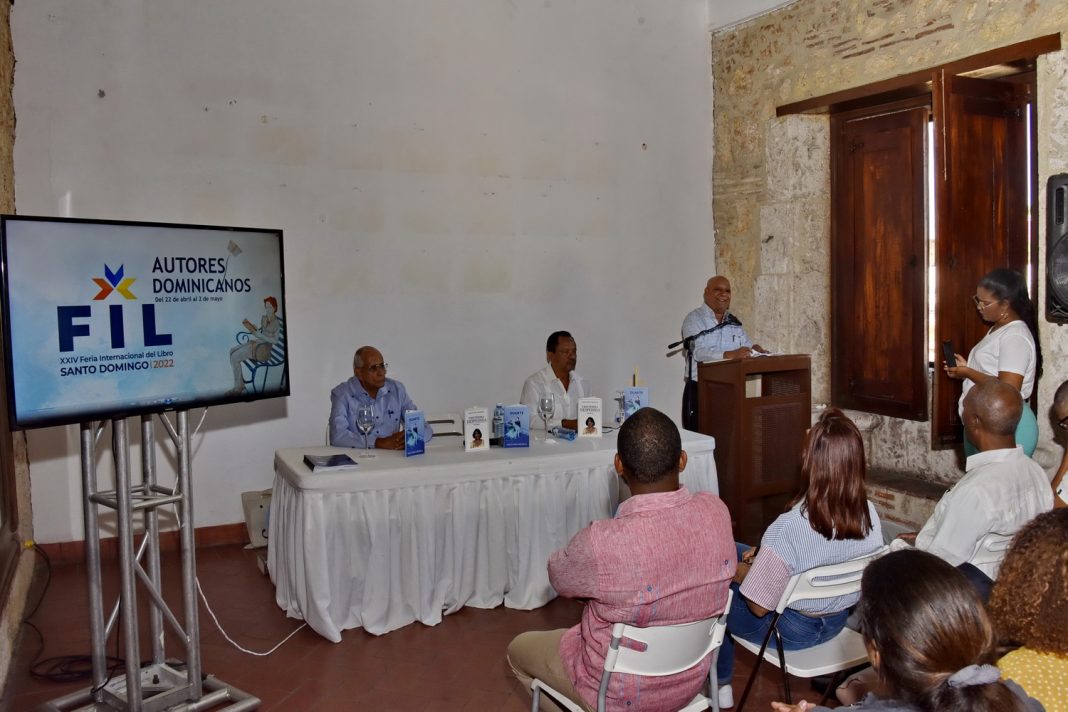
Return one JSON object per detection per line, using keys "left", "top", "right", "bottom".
{"left": 716, "top": 543, "right": 850, "bottom": 683}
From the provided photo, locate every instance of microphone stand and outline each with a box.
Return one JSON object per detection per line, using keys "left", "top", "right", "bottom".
{"left": 669, "top": 317, "right": 738, "bottom": 431}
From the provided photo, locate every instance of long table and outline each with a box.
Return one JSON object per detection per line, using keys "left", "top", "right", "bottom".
{"left": 267, "top": 430, "right": 718, "bottom": 641}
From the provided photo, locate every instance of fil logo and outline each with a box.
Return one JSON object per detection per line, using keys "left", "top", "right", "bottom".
{"left": 92, "top": 265, "right": 136, "bottom": 300}
{"left": 57, "top": 264, "right": 171, "bottom": 353}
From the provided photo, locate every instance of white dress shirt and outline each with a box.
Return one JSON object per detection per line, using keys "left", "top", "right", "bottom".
{"left": 520, "top": 365, "right": 591, "bottom": 430}
{"left": 915, "top": 445, "right": 1052, "bottom": 578}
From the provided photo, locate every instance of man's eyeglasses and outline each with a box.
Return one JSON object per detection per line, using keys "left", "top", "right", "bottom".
{"left": 971, "top": 295, "right": 998, "bottom": 309}
{"left": 363, "top": 362, "right": 388, "bottom": 373}
{"left": 1058, "top": 414, "right": 1068, "bottom": 431}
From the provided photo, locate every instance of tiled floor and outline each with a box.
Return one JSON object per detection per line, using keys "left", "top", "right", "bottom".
{"left": 3, "top": 544, "right": 828, "bottom": 711}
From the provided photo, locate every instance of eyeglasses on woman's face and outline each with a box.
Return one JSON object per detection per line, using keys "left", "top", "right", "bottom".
{"left": 971, "top": 294, "right": 1000, "bottom": 310}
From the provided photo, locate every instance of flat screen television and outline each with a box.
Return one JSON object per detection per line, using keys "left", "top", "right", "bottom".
{"left": 0, "top": 215, "right": 290, "bottom": 429}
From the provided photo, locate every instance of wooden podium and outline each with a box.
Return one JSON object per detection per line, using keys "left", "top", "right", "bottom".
{"left": 696, "top": 354, "right": 811, "bottom": 545}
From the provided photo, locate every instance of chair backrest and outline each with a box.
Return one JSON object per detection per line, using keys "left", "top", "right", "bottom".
{"left": 777, "top": 546, "right": 888, "bottom": 613}
{"left": 604, "top": 589, "right": 733, "bottom": 677}
{"left": 426, "top": 412, "right": 463, "bottom": 436}
{"left": 966, "top": 531, "right": 1014, "bottom": 570}
{"left": 263, "top": 318, "right": 286, "bottom": 365}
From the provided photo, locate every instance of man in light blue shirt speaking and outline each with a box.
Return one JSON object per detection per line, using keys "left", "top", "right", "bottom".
{"left": 680, "top": 276, "right": 765, "bottom": 428}
{"left": 329, "top": 345, "right": 433, "bottom": 449}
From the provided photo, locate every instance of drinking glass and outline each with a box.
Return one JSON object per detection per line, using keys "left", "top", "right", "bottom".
{"left": 538, "top": 394, "right": 555, "bottom": 441}
{"left": 356, "top": 405, "right": 376, "bottom": 450}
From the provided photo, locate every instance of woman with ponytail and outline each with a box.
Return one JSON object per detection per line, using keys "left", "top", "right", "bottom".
{"left": 770, "top": 549, "right": 1043, "bottom": 712}
{"left": 945, "top": 268, "right": 1041, "bottom": 456}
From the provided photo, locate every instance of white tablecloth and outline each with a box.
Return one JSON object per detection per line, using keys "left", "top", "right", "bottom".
{"left": 267, "top": 430, "right": 717, "bottom": 641}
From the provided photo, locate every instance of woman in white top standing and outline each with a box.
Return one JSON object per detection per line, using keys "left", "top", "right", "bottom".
{"left": 946, "top": 268, "right": 1040, "bottom": 456}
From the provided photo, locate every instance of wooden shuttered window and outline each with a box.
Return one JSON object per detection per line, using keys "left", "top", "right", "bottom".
{"left": 831, "top": 103, "right": 929, "bottom": 420}
{"left": 831, "top": 74, "right": 1033, "bottom": 431}
{"left": 802, "top": 36, "right": 1053, "bottom": 435}
{"left": 931, "top": 72, "right": 1032, "bottom": 447}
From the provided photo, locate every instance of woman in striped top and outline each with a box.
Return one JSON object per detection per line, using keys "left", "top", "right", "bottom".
{"left": 715, "top": 408, "right": 884, "bottom": 708}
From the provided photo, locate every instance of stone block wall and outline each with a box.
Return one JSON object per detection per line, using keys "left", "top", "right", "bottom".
{"left": 712, "top": 0, "right": 1068, "bottom": 482}
{"left": 0, "top": 0, "right": 36, "bottom": 692}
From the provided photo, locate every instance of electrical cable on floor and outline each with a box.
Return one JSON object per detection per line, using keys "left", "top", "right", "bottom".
{"left": 24, "top": 410, "right": 305, "bottom": 681}
{"left": 171, "top": 408, "right": 310, "bottom": 656}
{"left": 22, "top": 542, "right": 129, "bottom": 685}
{"left": 195, "top": 575, "right": 307, "bottom": 656}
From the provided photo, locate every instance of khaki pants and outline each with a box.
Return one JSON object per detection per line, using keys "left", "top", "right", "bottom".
{"left": 507, "top": 629, "right": 596, "bottom": 712}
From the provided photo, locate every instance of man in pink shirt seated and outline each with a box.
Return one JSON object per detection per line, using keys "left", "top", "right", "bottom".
{"left": 507, "top": 407, "right": 736, "bottom": 712}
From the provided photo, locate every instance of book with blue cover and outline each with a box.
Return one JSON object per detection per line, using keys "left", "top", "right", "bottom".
{"left": 464, "top": 406, "right": 490, "bottom": 453}
{"left": 404, "top": 410, "right": 426, "bottom": 457}
{"left": 303, "top": 453, "right": 359, "bottom": 472}
{"left": 623, "top": 387, "right": 649, "bottom": 418}
{"left": 503, "top": 404, "right": 530, "bottom": 448}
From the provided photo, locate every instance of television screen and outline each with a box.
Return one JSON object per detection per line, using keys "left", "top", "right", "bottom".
{"left": 0, "top": 215, "right": 289, "bottom": 429}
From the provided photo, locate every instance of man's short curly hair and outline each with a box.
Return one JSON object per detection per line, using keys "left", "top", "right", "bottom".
{"left": 616, "top": 407, "right": 681, "bottom": 484}
{"left": 988, "top": 509, "right": 1068, "bottom": 654}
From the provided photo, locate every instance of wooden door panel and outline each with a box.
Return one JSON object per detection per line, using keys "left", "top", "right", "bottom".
{"left": 832, "top": 106, "right": 928, "bottom": 419}
{"left": 932, "top": 71, "right": 1029, "bottom": 447}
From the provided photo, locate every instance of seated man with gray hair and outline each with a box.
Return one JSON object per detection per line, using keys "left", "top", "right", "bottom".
{"left": 911, "top": 379, "right": 1052, "bottom": 597}
{"left": 329, "top": 345, "right": 432, "bottom": 450}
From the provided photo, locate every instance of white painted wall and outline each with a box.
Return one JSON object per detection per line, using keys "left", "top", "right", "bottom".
{"left": 12, "top": 1, "right": 717, "bottom": 543}
{"left": 707, "top": 0, "right": 797, "bottom": 30}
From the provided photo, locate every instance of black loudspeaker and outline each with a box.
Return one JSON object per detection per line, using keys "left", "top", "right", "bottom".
{"left": 1046, "top": 173, "right": 1068, "bottom": 322}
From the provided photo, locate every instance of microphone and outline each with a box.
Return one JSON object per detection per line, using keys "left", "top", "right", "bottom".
{"left": 667, "top": 312, "right": 742, "bottom": 350}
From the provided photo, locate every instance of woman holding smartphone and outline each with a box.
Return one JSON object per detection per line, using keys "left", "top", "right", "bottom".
{"left": 945, "top": 268, "right": 1040, "bottom": 456}
{"left": 715, "top": 408, "right": 884, "bottom": 708}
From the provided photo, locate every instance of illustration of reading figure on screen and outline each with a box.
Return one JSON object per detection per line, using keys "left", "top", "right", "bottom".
{"left": 228, "top": 296, "right": 281, "bottom": 394}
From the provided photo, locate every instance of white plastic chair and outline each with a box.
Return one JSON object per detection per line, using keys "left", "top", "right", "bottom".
{"left": 965, "top": 531, "right": 1013, "bottom": 577}
{"left": 531, "top": 589, "right": 733, "bottom": 712}
{"left": 732, "top": 547, "right": 888, "bottom": 711}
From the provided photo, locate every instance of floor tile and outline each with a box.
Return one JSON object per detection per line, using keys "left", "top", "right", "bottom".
{"left": 1, "top": 543, "right": 828, "bottom": 710}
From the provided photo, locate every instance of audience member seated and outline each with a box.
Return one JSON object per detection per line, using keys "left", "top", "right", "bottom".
{"left": 716, "top": 408, "right": 884, "bottom": 709}
{"left": 906, "top": 380, "right": 1052, "bottom": 599}
{"left": 771, "top": 550, "right": 1043, "bottom": 712}
{"left": 328, "top": 345, "right": 432, "bottom": 449}
{"left": 520, "top": 330, "right": 591, "bottom": 431}
{"left": 506, "top": 407, "right": 734, "bottom": 712}
{"left": 989, "top": 509, "right": 1068, "bottom": 712}
{"left": 1049, "top": 380, "right": 1068, "bottom": 508}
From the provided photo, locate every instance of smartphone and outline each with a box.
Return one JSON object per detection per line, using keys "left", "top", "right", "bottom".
{"left": 941, "top": 340, "right": 956, "bottom": 367}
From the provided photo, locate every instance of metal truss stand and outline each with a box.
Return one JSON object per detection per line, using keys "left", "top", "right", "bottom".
{"left": 43, "top": 411, "right": 259, "bottom": 712}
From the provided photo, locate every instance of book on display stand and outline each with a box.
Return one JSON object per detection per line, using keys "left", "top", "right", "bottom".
{"left": 577, "top": 397, "right": 602, "bottom": 438}
{"left": 464, "top": 407, "right": 490, "bottom": 453}
{"left": 404, "top": 410, "right": 426, "bottom": 457}
{"left": 623, "top": 387, "right": 648, "bottom": 418}
{"left": 503, "top": 404, "right": 530, "bottom": 448}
